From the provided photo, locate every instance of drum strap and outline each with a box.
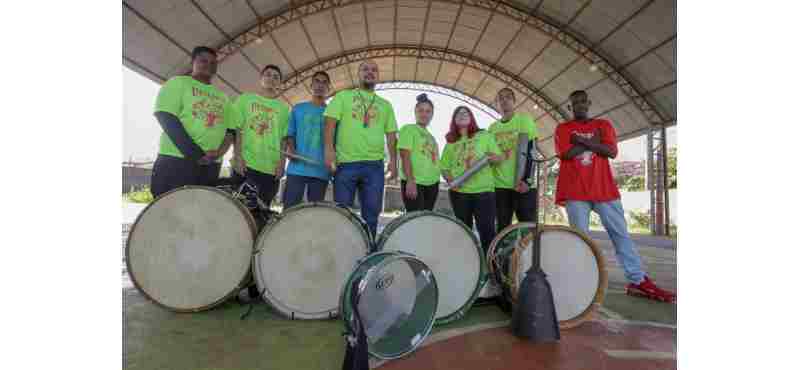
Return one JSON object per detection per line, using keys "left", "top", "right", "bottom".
{"left": 341, "top": 278, "right": 369, "bottom": 370}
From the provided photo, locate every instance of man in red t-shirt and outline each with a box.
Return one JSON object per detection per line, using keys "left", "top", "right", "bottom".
{"left": 554, "top": 90, "right": 675, "bottom": 303}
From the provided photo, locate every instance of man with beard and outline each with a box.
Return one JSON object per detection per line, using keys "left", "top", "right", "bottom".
{"left": 323, "top": 60, "right": 398, "bottom": 240}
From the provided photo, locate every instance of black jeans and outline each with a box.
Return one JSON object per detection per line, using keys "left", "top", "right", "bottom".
{"left": 150, "top": 154, "right": 220, "bottom": 197}
{"left": 245, "top": 167, "right": 280, "bottom": 207}
{"left": 495, "top": 187, "right": 538, "bottom": 233}
{"left": 448, "top": 190, "right": 497, "bottom": 254}
{"left": 401, "top": 181, "right": 440, "bottom": 212}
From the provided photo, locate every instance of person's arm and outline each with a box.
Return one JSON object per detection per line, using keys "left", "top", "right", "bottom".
{"left": 324, "top": 117, "right": 338, "bottom": 172}
{"left": 385, "top": 106, "right": 399, "bottom": 180}
{"left": 275, "top": 105, "right": 291, "bottom": 179}
{"left": 216, "top": 130, "right": 236, "bottom": 156}
{"left": 386, "top": 132, "right": 398, "bottom": 180}
{"left": 286, "top": 107, "right": 298, "bottom": 155}
{"left": 154, "top": 111, "right": 205, "bottom": 161}
{"left": 323, "top": 94, "right": 342, "bottom": 172}
{"left": 400, "top": 149, "right": 414, "bottom": 181}
{"left": 574, "top": 128, "right": 616, "bottom": 158}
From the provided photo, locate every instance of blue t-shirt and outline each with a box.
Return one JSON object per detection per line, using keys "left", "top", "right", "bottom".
{"left": 287, "top": 102, "right": 330, "bottom": 180}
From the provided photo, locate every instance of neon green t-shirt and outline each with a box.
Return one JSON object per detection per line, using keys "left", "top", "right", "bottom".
{"left": 488, "top": 112, "right": 539, "bottom": 189}
{"left": 440, "top": 131, "right": 501, "bottom": 194}
{"left": 323, "top": 89, "right": 398, "bottom": 163}
{"left": 397, "top": 123, "right": 441, "bottom": 186}
{"left": 154, "top": 76, "right": 234, "bottom": 159}
{"left": 231, "top": 93, "right": 291, "bottom": 175}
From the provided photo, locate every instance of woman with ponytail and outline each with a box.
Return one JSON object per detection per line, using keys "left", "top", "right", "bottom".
{"left": 397, "top": 93, "right": 441, "bottom": 212}
{"left": 439, "top": 106, "right": 503, "bottom": 253}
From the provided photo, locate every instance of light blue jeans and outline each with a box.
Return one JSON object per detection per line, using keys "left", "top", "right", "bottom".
{"left": 565, "top": 200, "right": 645, "bottom": 284}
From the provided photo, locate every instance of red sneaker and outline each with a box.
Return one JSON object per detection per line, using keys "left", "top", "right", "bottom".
{"left": 625, "top": 276, "right": 676, "bottom": 303}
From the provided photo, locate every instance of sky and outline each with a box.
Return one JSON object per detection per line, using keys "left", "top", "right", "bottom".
{"left": 122, "top": 66, "right": 674, "bottom": 165}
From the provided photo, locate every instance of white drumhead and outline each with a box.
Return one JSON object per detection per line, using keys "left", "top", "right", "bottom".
{"left": 254, "top": 205, "right": 369, "bottom": 319}
{"left": 514, "top": 228, "right": 601, "bottom": 323}
{"left": 126, "top": 187, "right": 255, "bottom": 311}
{"left": 379, "top": 213, "right": 482, "bottom": 321}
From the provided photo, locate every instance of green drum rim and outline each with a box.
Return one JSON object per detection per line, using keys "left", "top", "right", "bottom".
{"left": 339, "top": 251, "right": 439, "bottom": 360}
{"left": 253, "top": 201, "right": 370, "bottom": 319}
{"left": 377, "top": 210, "right": 488, "bottom": 325}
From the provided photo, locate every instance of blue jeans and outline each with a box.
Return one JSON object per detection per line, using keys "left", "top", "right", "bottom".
{"left": 565, "top": 200, "right": 645, "bottom": 284}
{"left": 283, "top": 175, "right": 329, "bottom": 209}
{"left": 333, "top": 161, "right": 385, "bottom": 239}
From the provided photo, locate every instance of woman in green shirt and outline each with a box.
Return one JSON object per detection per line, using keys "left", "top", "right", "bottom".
{"left": 398, "top": 93, "right": 441, "bottom": 212}
{"left": 440, "top": 106, "right": 503, "bottom": 253}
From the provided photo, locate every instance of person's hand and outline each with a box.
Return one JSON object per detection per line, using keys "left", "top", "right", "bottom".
{"left": 589, "top": 128, "right": 603, "bottom": 144}
{"left": 387, "top": 159, "right": 398, "bottom": 181}
{"left": 571, "top": 133, "right": 589, "bottom": 146}
{"left": 488, "top": 153, "right": 502, "bottom": 164}
{"left": 515, "top": 180, "right": 530, "bottom": 194}
{"left": 198, "top": 150, "right": 218, "bottom": 165}
{"left": 445, "top": 177, "right": 460, "bottom": 192}
{"left": 325, "top": 148, "right": 337, "bottom": 173}
{"left": 275, "top": 164, "right": 285, "bottom": 180}
{"left": 405, "top": 180, "right": 418, "bottom": 200}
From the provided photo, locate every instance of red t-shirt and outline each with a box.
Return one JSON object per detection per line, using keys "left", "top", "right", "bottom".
{"left": 554, "top": 119, "right": 621, "bottom": 206}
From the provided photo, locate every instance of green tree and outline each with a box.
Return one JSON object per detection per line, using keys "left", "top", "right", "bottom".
{"left": 668, "top": 147, "right": 677, "bottom": 188}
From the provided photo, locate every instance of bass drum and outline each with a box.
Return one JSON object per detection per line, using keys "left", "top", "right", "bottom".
{"left": 125, "top": 186, "right": 257, "bottom": 312}
{"left": 340, "top": 251, "right": 439, "bottom": 360}
{"left": 377, "top": 211, "right": 487, "bottom": 325}
{"left": 252, "top": 202, "right": 371, "bottom": 319}
{"left": 489, "top": 224, "right": 607, "bottom": 329}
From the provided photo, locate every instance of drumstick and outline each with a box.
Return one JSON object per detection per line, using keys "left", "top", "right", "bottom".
{"left": 449, "top": 156, "right": 491, "bottom": 188}
{"left": 280, "top": 150, "right": 323, "bottom": 167}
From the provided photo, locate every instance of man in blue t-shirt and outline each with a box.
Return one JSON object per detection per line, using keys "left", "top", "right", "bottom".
{"left": 283, "top": 71, "right": 332, "bottom": 208}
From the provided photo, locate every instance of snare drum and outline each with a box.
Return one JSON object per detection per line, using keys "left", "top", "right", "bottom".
{"left": 340, "top": 251, "right": 438, "bottom": 360}
{"left": 252, "top": 202, "right": 371, "bottom": 319}
{"left": 377, "top": 211, "right": 487, "bottom": 324}
{"left": 488, "top": 224, "right": 607, "bottom": 329}
{"left": 125, "top": 186, "right": 257, "bottom": 312}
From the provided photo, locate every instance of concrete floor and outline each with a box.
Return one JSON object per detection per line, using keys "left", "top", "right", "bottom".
{"left": 122, "top": 219, "right": 676, "bottom": 370}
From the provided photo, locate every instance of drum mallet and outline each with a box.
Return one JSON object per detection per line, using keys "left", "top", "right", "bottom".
{"left": 511, "top": 228, "right": 561, "bottom": 342}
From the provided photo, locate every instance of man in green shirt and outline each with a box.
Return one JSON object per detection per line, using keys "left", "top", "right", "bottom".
{"left": 489, "top": 88, "right": 539, "bottom": 232}
{"left": 231, "top": 64, "right": 291, "bottom": 209}
{"left": 323, "top": 60, "right": 398, "bottom": 240}
{"left": 150, "top": 46, "right": 236, "bottom": 197}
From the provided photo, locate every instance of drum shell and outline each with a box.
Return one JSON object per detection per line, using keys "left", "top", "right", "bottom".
{"left": 488, "top": 224, "right": 608, "bottom": 329}
{"left": 339, "top": 251, "right": 439, "bottom": 360}
{"left": 253, "top": 202, "right": 371, "bottom": 320}
{"left": 376, "top": 210, "right": 488, "bottom": 325}
{"left": 125, "top": 186, "right": 257, "bottom": 313}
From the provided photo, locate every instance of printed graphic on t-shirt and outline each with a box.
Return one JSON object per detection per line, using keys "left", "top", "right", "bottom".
{"left": 454, "top": 139, "right": 478, "bottom": 171}
{"left": 350, "top": 92, "right": 378, "bottom": 126}
{"left": 574, "top": 131, "right": 596, "bottom": 166}
{"left": 494, "top": 130, "right": 517, "bottom": 160}
{"left": 190, "top": 90, "right": 225, "bottom": 128}
{"left": 247, "top": 102, "right": 277, "bottom": 137}
{"left": 421, "top": 133, "right": 439, "bottom": 163}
